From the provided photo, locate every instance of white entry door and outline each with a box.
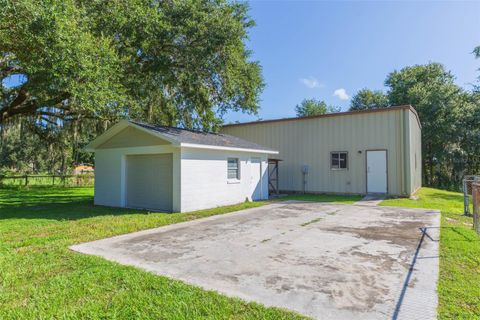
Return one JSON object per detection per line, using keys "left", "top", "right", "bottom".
{"left": 366, "top": 150, "right": 387, "bottom": 194}
{"left": 250, "top": 158, "right": 262, "bottom": 200}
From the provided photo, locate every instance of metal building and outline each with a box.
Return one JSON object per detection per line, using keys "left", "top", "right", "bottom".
{"left": 222, "top": 105, "right": 422, "bottom": 196}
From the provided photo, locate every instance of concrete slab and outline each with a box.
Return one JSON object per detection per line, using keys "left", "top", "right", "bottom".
{"left": 354, "top": 195, "right": 386, "bottom": 206}
{"left": 71, "top": 201, "right": 439, "bottom": 320}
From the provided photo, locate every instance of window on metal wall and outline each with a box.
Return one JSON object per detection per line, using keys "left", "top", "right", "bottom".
{"left": 331, "top": 152, "right": 348, "bottom": 170}
{"left": 227, "top": 158, "right": 240, "bottom": 179}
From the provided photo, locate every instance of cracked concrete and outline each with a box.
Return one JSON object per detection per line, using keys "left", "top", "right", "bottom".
{"left": 71, "top": 201, "right": 439, "bottom": 320}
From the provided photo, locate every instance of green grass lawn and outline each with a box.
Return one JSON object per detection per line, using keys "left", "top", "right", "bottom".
{"left": 279, "top": 193, "right": 362, "bottom": 204}
{"left": 381, "top": 187, "right": 480, "bottom": 319}
{"left": 3, "top": 187, "right": 476, "bottom": 319}
{"left": 0, "top": 187, "right": 306, "bottom": 319}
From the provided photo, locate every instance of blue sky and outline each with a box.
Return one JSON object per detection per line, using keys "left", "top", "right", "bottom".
{"left": 225, "top": 0, "right": 480, "bottom": 123}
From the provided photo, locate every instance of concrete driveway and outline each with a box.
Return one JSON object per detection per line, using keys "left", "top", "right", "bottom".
{"left": 71, "top": 201, "right": 440, "bottom": 320}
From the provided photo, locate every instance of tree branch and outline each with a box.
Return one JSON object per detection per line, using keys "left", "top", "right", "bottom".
{"left": 0, "top": 65, "right": 22, "bottom": 78}
{"left": 0, "top": 90, "right": 71, "bottom": 123}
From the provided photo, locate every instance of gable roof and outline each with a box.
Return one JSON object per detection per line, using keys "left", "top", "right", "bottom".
{"left": 85, "top": 120, "right": 278, "bottom": 154}
{"left": 222, "top": 105, "right": 421, "bottom": 129}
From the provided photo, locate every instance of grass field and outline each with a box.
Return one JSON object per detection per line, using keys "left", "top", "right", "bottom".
{"left": 2, "top": 187, "right": 478, "bottom": 319}
{"left": 381, "top": 187, "right": 480, "bottom": 319}
{"left": 0, "top": 187, "right": 308, "bottom": 319}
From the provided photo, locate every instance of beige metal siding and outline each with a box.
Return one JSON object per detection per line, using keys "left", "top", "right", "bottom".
{"left": 98, "top": 127, "right": 170, "bottom": 149}
{"left": 222, "top": 109, "right": 409, "bottom": 195}
{"left": 126, "top": 154, "right": 173, "bottom": 211}
{"left": 408, "top": 111, "right": 422, "bottom": 194}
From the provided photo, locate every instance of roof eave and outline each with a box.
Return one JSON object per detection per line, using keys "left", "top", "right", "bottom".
{"left": 180, "top": 143, "right": 279, "bottom": 154}
{"left": 84, "top": 120, "right": 181, "bottom": 152}
{"left": 222, "top": 105, "right": 419, "bottom": 128}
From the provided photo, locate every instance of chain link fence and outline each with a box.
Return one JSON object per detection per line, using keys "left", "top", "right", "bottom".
{"left": 463, "top": 175, "right": 480, "bottom": 215}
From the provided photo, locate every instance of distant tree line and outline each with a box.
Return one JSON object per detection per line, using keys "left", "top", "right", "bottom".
{"left": 295, "top": 99, "right": 340, "bottom": 117}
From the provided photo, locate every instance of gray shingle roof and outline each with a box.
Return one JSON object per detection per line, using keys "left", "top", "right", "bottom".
{"left": 131, "top": 121, "right": 276, "bottom": 152}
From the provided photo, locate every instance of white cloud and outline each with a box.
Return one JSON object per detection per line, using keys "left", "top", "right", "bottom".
{"left": 300, "top": 77, "right": 324, "bottom": 89}
{"left": 333, "top": 88, "right": 350, "bottom": 100}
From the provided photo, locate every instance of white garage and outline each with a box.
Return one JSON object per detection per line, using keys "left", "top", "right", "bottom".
{"left": 86, "top": 120, "right": 278, "bottom": 212}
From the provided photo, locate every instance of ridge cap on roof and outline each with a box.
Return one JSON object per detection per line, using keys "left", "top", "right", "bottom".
{"left": 129, "top": 120, "right": 218, "bottom": 135}
{"left": 130, "top": 120, "right": 268, "bottom": 138}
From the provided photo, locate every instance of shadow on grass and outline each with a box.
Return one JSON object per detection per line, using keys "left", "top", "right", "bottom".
{"left": 427, "top": 191, "right": 465, "bottom": 202}
{"left": 0, "top": 186, "right": 155, "bottom": 221}
{"left": 0, "top": 186, "right": 91, "bottom": 203}
{"left": 417, "top": 226, "right": 479, "bottom": 242}
{"left": 447, "top": 227, "right": 480, "bottom": 242}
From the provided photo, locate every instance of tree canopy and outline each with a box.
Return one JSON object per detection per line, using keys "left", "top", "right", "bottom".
{"left": 0, "top": 0, "right": 264, "bottom": 175}
{"left": 348, "top": 61, "right": 480, "bottom": 189}
{"left": 295, "top": 98, "right": 340, "bottom": 117}
{"left": 349, "top": 89, "right": 389, "bottom": 110}
{"left": 385, "top": 63, "right": 466, "bottom": 186}
{"left": 0, "top": 0, "right": 263, "bottom": 131}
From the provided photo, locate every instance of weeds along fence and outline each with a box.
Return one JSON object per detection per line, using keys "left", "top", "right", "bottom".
{"left": 0, "top": 174, "right": 94, "bottom": 188}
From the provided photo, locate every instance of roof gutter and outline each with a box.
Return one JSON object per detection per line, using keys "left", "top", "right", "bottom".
{"left": 179, "top": 143, "right": 279, "bottom": 154}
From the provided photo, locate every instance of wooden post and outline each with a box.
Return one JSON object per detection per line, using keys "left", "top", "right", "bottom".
{"left": 464, "top": 178, "right": 470, "bottom": 215}
{"left": 473, "top": 183, "right": 480, "bottom": 235}
{"left": 275, "top": 163, "right": 279, "bottom": 195}
{"left": 24, "top": 174, "right": 28, "bottom": 186}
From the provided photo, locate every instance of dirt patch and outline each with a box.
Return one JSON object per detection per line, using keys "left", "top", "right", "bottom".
{"left": 320, "top": 220, "right": 426, "bottom": 248}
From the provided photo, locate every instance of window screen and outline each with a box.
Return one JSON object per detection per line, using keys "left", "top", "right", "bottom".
{"left": 331, "top": 152, "right": 348, "bottom": 169}
{"left": 227, "top": 158, "right": 240, "bottom": 179}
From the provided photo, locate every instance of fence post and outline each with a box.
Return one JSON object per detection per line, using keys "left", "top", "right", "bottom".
{"left": 24, "top": 174, "right": 28, "bottom": 186}
{"left": 464, "top": 178, "right": 470, "bottom": 215}
{"left": 473, "top": 183, "right": 480, "bottom": 235}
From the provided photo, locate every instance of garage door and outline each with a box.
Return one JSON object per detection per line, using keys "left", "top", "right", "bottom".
{"left": 126, "top": 154, "right": 173, "bottom": 211}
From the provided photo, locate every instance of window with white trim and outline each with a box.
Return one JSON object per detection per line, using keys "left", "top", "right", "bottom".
{"left": 227, "top": 158, "right": 240, "bottom": 180}
{"left": 331, "top": 152, "right": 348, "bottom": 170}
